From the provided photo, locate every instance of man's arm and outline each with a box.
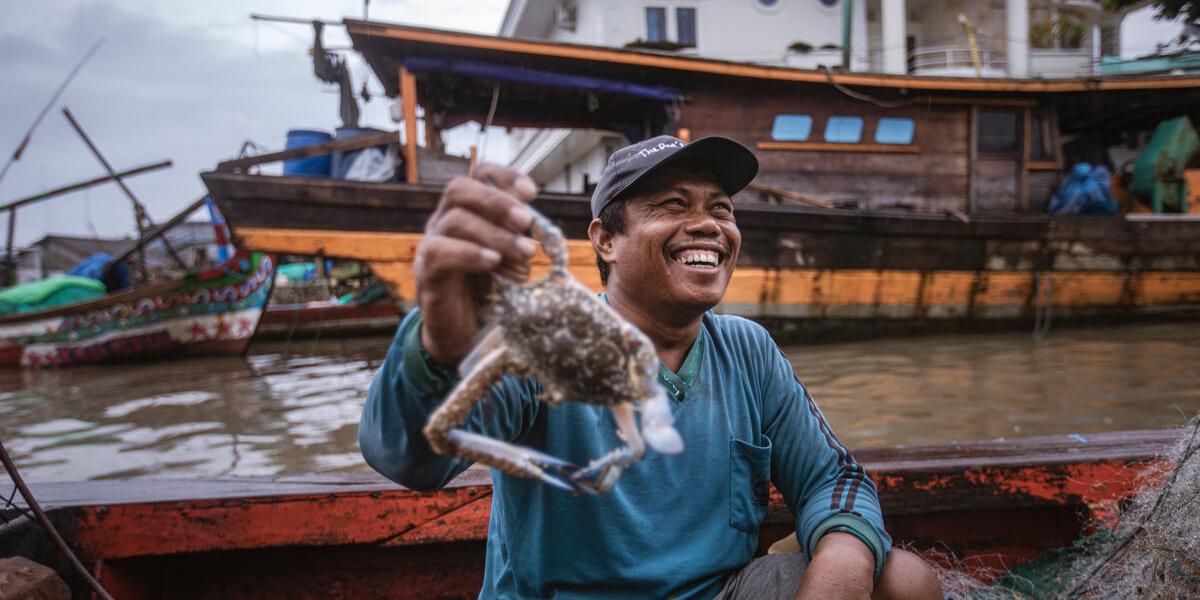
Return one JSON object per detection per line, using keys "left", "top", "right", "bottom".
{"left": 759, "top": 341, "right": 891, "bottom": 597}
{"left": 359, "top": 310, "right": 542, "bottom": 490}
{"left": 360, "top": 164, "right": 542, "bottom": 490}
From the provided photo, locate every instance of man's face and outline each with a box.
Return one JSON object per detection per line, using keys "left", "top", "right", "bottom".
{"left": 606, "top": 166, "right": 741, "bottom": 314}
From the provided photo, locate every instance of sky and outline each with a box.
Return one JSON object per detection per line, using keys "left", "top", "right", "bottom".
{"left": 0, "top": 1, "right": 1186, "bottom": 249}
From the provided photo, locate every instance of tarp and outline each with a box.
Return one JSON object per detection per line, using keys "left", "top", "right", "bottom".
{"left": 0, "top": 275, "right": 107, "bottom": 315}
{"left": 1047, "top": 163, "right": 1118, "bottom": 216}
{"left": 401, "top": 56, "right": 681, "bottom": 102}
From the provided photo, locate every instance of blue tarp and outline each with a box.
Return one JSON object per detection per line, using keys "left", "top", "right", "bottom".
{"left": 1047, "top": 163, "right": 1118, "bottom": 216}
{"left": 401, "top": 56, "right": 682, "bottom": 103}
{"left": 68, "top": 252, "right": 130, "bottom": 291}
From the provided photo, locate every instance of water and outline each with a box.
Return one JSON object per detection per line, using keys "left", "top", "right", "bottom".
{"left": 2, "top": 323, "right": 1198, "bottom": 482}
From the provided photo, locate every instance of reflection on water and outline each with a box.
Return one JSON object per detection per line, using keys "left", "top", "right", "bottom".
{"left": 2, "top": 323, "right": 1198, "bottom": 482}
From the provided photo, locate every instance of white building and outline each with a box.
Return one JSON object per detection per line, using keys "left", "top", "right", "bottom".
{"left": 499, "top": 0, "right": 1134, "bottom": 194}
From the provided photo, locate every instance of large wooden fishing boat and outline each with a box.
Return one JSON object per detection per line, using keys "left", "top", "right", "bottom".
{"left": 0, "top": 252, "right": 272, "bottom": 367}
{"left": 203, "top": 20, "right": 1200, "bottom": 341}
{"left": 1, "top": 428, "right": 1177, "bottom": 598}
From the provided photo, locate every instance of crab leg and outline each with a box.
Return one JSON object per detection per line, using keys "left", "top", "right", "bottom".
{"left": 425, "top": 344, "right": 587, "bottom": 493}
{"left": 445, "top": 429, "right": 581, "bottom": 493}
{"left": 569, "top": 403, "right": 645, "bottom": 495}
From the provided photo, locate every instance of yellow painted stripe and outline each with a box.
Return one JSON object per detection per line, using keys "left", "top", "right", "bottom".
{"left": 235, "top": 227, "right": 1200, "bottom": 309}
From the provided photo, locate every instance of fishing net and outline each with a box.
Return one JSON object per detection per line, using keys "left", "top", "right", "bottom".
{"left": 933, "top": 416, "right": 1200, "bottom": 599}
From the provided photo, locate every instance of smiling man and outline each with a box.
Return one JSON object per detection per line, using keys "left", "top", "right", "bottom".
{"left": 359, "top": 136, "right": 941, "bottom": 599}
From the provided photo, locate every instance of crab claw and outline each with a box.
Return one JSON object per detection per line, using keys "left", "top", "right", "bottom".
{"left": 568, "top": 463, "right": 625, "bottom": 496}
{"left": 641, "top": 389, "right": 684, "bottom": 454}
{"left": 444, "top": 429, "right": 585, "bottom": 492}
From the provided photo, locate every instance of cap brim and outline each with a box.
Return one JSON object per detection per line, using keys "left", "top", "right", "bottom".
{"left": 615, "top": 136, "right": 759, "bottom": 203}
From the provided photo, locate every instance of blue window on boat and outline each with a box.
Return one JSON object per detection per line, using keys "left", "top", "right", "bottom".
{"left": 646, "top": 7, "right": 667, "bottom": 42}
{"left": 823, "top": 116, "right": 863, "bottom": 143}
{"left": 771, "top": 115, "right": 813, "bottom": 141}
{"left": 875, "top": 117, "right": 915, "bottom": 144}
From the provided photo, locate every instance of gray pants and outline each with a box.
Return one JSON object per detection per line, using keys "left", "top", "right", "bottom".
{"left": 714, "top": 552, "right": 808, "bottom": 600}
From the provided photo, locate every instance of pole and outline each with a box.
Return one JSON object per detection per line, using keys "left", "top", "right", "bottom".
{"left": 841, "top": 0, "right": 853, "bottom": 71}
{"left": 0, "top": 40, "right": 104, "bottom": 188}
{"left": 4, "top": 210, "right": 15, "bottom": 287}
{"left": 0, "top": 160, "right": 172, "bottom": 213}
{"left": 61, "top": 108, "right": 189, "bottom": 276}
{"left": 400, "top": 66, "right": 420, "bottom": 184}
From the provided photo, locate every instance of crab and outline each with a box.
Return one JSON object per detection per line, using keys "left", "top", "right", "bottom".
{"left": 423, "top": 207, "right": 684, "bottom": 495}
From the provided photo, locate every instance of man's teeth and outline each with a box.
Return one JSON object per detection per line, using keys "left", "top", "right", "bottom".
{"left": 675, "top": 250, "right": 719, "bottom": 267}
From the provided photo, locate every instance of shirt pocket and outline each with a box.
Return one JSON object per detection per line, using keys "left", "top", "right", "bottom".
{"left": 729, "top": 437, "right": 773, "bottom": 533}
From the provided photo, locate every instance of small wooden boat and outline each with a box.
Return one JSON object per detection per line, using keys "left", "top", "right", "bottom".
{"left": 1, "top": 428, "right": 1176, "bottom": 598}
{"left": 0, "top": 252, "right": 273, "bottom": 367}
{"left": 257, "top": 298, "right": 400, "bottom": 340}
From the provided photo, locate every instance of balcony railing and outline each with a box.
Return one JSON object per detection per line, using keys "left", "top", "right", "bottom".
{"left": 910, "top": 45, "right": 1007, "bottom": 77}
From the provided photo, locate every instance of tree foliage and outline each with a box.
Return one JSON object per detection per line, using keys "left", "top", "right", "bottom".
{"left": 1104, "top": 0, "right": 1200, "bottom": 21}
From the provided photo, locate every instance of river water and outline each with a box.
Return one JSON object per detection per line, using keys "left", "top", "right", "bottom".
{"left": 2, "top": 322, "right": 1198, "bottom": 482}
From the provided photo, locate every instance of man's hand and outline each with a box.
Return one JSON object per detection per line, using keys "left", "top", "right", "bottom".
{"left": 793, "top": 533, "right": 875, "bottom": 600}
{"left": 414, "top": 163, "right": 538, "bottom": 365}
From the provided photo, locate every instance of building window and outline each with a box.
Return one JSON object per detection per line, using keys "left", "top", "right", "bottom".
{"left": 824, "top": 116, "right": 864, "bottom": 143}
{"left": 978, "top": 109, "right": 1021, "bottom": 154}
{"left": 676, "top": 8, "right": 697, "bottom": 47}
{"left": 1030, "top": 111, "right": 1055, "bottom": 161}
{"left": 646, "top": 7, "right": 667, "bottom": 43}
{"left": 771, "top": 115, "right": 813, "bottom": 141}
{"left": 875, "top": 117, "right": 915, "bottom": 145}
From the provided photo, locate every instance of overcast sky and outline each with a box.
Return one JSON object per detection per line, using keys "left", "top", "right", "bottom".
{"left": 0, "top": 1, "right": 1185, "bottom": 248}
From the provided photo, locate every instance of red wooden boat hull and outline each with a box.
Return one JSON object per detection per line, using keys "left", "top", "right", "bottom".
{"left": 257, "top": 299, "right": 400, "bottom": 340}
{"left": 1, "top": 429, "right": 1176, "bottom": 598}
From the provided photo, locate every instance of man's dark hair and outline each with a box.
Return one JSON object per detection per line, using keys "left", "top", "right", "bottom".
{"left": 595, "top": 197, "right": 629, "bottom": 285}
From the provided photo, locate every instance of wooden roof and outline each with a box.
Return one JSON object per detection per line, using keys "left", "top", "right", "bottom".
{"left": 345, "top": 18, "right": 1200, "bottom": 97}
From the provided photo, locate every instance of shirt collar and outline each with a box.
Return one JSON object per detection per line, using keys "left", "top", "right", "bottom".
{"left": 600, "top": 293, "right": 704, "bottom": 403}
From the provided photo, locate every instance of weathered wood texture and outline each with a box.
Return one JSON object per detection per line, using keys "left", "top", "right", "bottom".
{"left": 10, "top": 429, "right": 1178, "bottom": 599}
{"left": 679, "top": 86, "right": 971, "bottom": 213}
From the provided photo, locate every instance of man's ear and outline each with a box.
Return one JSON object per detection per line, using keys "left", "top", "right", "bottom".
{"left": 588, "top": 218, "right": 617, "bottom": 263}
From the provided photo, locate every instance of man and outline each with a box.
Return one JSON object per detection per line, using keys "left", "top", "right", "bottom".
{"left": 360, "top": 135, "right": 942, "bottom": 599}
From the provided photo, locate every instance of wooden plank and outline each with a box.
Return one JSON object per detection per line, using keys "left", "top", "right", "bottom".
{"left": 756, "top": 141, "right": 922, "bottom": 154}
{"left": 1027, "top": 161, "right": 1061, "bottom": 171}
{"left": 215, "top": 132, "right": 398, "bottom": 173}
{"left": 401, "top": 67, "right": 420, "bottom": 184}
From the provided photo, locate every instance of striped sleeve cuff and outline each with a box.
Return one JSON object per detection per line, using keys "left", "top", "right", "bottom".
{"left": 806, "top": 512, "right": 889, "bottom": 585}
{"left": 400, "top": 314, "right": 460, "bottom": 395}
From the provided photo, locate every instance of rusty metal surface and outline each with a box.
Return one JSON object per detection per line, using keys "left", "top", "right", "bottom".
{"left": 8, "top": 429, "right": 1176, "bottom": 598}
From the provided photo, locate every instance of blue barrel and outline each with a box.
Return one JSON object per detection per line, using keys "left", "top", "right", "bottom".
{"left": 331, "top": 126, "right": 389, "bottom": 179}
{"left": 282, "top": 129, "right": 333, "bottom": 177}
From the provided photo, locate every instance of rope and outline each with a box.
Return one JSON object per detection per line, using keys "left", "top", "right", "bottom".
{"left": 0, "top": 437, "right": 114, "bottom": 600}
{"left": 1032, "top": 270, "right": 1053, "bottom": 341}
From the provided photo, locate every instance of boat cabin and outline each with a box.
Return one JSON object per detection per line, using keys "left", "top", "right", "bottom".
{"left": 345, "top": 19, "right": 1200, "bottom": 216}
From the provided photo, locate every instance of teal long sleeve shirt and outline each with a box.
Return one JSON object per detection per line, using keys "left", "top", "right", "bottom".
{"left": 360, "top": 309, "right": 891, "bottom": 599}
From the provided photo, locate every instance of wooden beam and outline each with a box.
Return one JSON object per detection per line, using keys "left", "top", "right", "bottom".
{"left": 1022, "top": 107, "right": 1032, "bottom": 212}
{"left": 746, "top": 182, "right": 835, "bottom": 209}
{"left": 756, "top": 141, "right": 921, "bottom": 154}
{"left": 215, "top": 132, "right": 398, "bottom": 173}
{"left": 345, "top": 19, "right": 1200, "bottom": 94}
{"left": 106, "top": 196, "right": 208, "bottom": 270}
{"left": 927, "top": 97, "right": 1039, "bottom": 108}
{"left": 1027, "top": 161, "right": 1061, "bottom": 171}
{"left": 0, "top": 160, "right": 172, "bottom": 212}
{"left": 400, "top": 66, "right": 420, "bottom": 184}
